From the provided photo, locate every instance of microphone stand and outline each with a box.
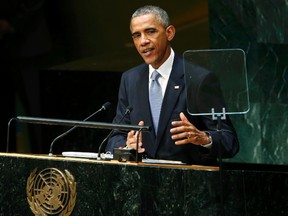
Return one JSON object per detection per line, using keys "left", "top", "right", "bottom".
{"left": 212, "top": 107, "right": 226, "bottom": 216}
{"left": 135, "top": 128, "right": 143, "bottom": 163}
{"left": 97, "top": 106, "right": 133, "bottom": 160}
{"left": 49, "top": 102, "right": 111, "bottom": 156}
{"left": 97, "top": 130, "right": 114, "bottom": 160}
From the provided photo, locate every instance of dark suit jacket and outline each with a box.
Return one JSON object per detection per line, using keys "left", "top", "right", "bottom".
{"left": 106, "top": 55, "right": 239, "bottom": 165}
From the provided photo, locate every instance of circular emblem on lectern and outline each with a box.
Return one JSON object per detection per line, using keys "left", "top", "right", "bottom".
{"left": 26, "top": 168, "right": 77, "bottom": 216}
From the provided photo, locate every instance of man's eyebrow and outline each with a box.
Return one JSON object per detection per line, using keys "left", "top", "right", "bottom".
{"left": 145, "top": 27, "right": 156, "bottom": 31}
{"left": 132, "top": 27, "right": 156, "bottom": 33}
{"left": 131, "top": 27, "right": 158, "bottom": 37}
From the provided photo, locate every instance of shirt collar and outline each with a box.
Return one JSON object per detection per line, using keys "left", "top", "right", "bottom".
{"left": 149, "top": 48, "right": 175, "bottom": 80}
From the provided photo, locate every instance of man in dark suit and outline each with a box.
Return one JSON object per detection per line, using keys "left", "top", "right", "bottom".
{"left": 106, "top": 5, "right": 239, "bottom": 165}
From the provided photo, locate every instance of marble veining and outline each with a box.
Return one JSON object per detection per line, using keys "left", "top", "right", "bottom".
{"left": 1, "top": 154, "right": 288, "bottom": 215}
{"left": 209, "top": 0, "right": 288, "bottom": 165}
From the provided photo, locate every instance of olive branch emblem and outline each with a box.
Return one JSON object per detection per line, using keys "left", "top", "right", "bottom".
{"left": 26, "top": 168, "right": 77, "bottom": 216}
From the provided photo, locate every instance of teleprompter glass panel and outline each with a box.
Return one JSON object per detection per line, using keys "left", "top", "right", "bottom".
{"left": 183, "top": 49, "right": 249, "bottom": 116}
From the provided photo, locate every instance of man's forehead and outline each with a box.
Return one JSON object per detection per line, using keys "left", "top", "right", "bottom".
{"left": 130, "top": 14, "right": 161, "bottom": 32}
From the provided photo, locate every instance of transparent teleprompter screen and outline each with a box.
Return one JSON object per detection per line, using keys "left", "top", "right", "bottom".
{"left": 183, "top": 49, "right": 249, "bottom": 117}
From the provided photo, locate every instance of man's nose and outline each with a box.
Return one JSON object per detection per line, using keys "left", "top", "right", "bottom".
{"left": 140, "top": 34, "right": 149, "bottom": 45}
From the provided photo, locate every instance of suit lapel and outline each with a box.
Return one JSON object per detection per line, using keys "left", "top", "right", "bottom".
{"left": 137, "top": 66, "right": 154, "bottom": 129}
{"left": 156, "top": 56, "right": 185, "bottom": 142}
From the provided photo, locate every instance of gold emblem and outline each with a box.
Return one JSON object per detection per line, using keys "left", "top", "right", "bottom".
{"left": 26, "top": 168, "right": 77, "bottom": 216}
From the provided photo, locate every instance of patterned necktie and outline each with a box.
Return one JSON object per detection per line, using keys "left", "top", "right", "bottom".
{"left": 149, "top": 70, "right": 163, "bottom": 134}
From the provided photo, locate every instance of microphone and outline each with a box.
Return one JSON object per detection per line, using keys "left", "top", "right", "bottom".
{"left": 49, "top": 102, "right": 111, "bottom": 156}
{"left": 97, "top": 105, "right": 133, "bottom": 160}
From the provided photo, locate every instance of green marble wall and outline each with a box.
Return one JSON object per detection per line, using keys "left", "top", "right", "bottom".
{"left": 208, "top": 0, "right": 288, "bottom": 165}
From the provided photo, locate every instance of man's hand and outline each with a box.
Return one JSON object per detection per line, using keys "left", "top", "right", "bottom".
{"left": 126, "top": 121, "right": 145, "bottom": 153}
{"left": 170, "top": 112, "right": 211, "bottom": 145}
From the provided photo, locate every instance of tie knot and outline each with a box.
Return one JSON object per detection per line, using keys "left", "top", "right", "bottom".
{"left": 151, "top": 70, "right": 161, "bottom": 81}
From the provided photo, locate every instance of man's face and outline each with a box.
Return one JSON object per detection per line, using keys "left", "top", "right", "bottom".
{"left": 130, "top": 14, "right": 175, "bottom": 69}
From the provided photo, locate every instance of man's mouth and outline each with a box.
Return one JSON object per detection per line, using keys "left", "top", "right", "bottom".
{"left": 142, "top": 48, "right": 154, "bottom": 56}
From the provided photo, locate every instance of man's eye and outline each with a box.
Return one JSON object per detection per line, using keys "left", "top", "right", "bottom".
{"left": 132, "top": 33, "right": 140, "bottom": 39}
{"left": 147, "top": 29, "right": 156, "bottom": 34}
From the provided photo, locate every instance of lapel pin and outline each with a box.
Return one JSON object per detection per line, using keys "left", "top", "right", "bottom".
{"left": 174, "top": 85, "right": 180, "bottom": 89}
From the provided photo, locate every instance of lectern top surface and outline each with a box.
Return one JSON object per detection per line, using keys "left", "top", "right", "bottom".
{"left": 0, "top": 152, "right": 219, "bottom": 171}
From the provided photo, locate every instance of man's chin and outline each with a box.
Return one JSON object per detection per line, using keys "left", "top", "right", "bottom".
{"left": 142, "top": 56, "right": 155, "bottom": 66}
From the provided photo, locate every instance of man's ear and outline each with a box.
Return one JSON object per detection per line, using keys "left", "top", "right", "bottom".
{"left": 166, "top": 25, "right": 176, "bottom": 41}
